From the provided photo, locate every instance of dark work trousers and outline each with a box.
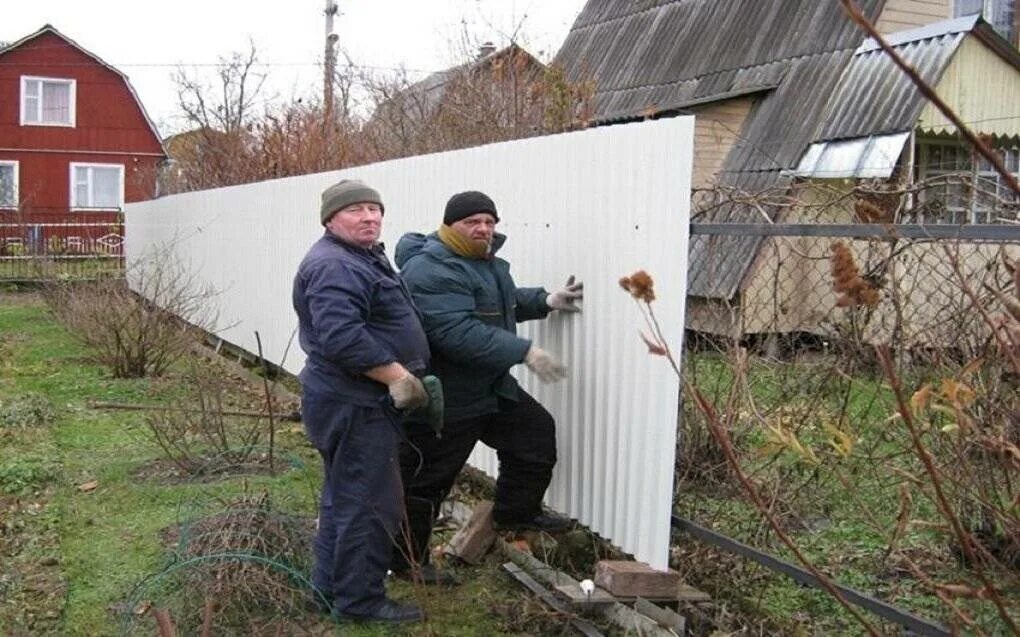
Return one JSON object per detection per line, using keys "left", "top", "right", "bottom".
{"left": 302, "top": 391, "right": 403, "bottom": 615}
{"left": 392, "top": 389, "right": 556, "bottom": 572}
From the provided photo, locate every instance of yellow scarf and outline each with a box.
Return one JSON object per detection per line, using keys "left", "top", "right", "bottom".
{"left": 437, "top": 224, "right": 489, "bottom": 260}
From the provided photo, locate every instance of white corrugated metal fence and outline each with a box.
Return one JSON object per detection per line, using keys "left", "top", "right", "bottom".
{"left": 125, "top": 118, "right": 693, "bottom": 569}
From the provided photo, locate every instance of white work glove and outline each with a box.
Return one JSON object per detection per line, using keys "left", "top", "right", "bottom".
{"left": 389, "top": 373, "right": 428, "bottom": 410}
{"left": 546, "top": 275, "right": 583, "bottom": 313}
{"left": 524, "top": 346, "right": 567, "bottom": 383}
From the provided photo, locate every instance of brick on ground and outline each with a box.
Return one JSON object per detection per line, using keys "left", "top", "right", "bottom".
{"left": 444, "top": 500, "right": 495, "bottom": 564}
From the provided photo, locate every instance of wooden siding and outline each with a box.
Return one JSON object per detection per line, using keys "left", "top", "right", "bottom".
{"left": 687, "top": 180, "right": 1020, "bottom": 348}
{"left": 0, "top": 150, "right": 160, "bottom": 223}
{"left": 876, "top": 0, "right": 951, "bottom": 33}
{"left": 0, "top": 30, "right": 164, "bottom": 222}
{"left": 918, "top": 35, "right": 1020, "bottom": 138}
{"left": 690, "top": 97, "right": 754, "bottom": 189}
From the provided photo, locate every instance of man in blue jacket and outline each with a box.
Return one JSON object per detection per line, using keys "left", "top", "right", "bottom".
{"left": 293, "top": 179, "right": 430, "bottom": 623}
{"left": 392, "top": 190, "right": 583, "bottom": 582}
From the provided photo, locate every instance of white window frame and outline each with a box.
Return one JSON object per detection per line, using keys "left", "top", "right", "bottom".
{"left": 20, "top": 76, "right": 77, "bottom": 127}
{"left": 0, "top": 161, "right": 18, "bottom": 210}
{"left": 916, "top": 139, "right": 1019, "bottom": 224}
{"left": 69, "top": 162, "right": 125, "bottom": 212}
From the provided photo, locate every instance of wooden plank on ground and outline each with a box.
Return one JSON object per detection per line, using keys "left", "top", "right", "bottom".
{"left": 444, "top": 500, "right": 495, "bottom": 564}
{"left": 502, "top": 563, "right": 605, "bottom": 637}
{"left": 635, "top": 597, "right": 686, "bottom": 633}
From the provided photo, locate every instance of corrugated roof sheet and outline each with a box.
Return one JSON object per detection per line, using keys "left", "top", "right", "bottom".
{"left": 554, "top": 1, "right": 886, "bottom": 299}
{"left": 554, "top": 4, "right": 1016, "bottom": 300}
{"left": 794, "top": 132, "right": 910, "bottom": 178}
{"left": 555, "top": 0, "right": 886, "bottom": 124}
{"left": 817, "top": 32, "right": 966, "bottom": 141}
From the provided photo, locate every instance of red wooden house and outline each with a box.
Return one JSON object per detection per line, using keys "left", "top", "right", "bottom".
{"left": 0, "top": 24, "right": 165, "bottom": 255}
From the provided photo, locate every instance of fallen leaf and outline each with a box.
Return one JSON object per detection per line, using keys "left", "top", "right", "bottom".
{"left": 510, "top": 539, "right": 532, "bottom": 554}
{"left": 134, "top": 600, "right": 152, "bottom": 615}
{"left": 77, "top": 480, "right": 98, "bottom": 493}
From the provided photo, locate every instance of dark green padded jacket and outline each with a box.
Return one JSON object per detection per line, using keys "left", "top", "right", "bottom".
{"left": 395, "top": 232, "right": 550, "bottom": 421}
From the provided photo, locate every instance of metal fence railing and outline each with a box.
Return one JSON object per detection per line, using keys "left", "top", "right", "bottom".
{"left": 0, "top": 222, "right": 124, "bottom": 281}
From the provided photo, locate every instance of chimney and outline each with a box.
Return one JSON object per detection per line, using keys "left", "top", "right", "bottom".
{"left": 477, "top": 41, "right": 497, "bottom": 59}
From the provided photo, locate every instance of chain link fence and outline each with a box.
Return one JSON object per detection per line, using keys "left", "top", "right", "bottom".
{"left": 675, "top": 217, "right": 1019, "bottom": 634}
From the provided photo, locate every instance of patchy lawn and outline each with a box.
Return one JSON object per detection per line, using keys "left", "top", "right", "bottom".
{"left": 0, "top": 291, "right": 582, "bottom": 636}
{"left": 677, "top": 349, "right": 1019, "bottom": 635}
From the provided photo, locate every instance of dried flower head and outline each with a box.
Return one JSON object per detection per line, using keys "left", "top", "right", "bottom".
{"left": 619, "top": 270, "right": 656, "bottom": 303}
{"left": 830, "top": 241, "right": 880, "bottom": 308}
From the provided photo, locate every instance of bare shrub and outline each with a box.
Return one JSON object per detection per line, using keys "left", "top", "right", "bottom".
{"left": 628, "top": 228, "right": 1020, "bottom": 634}
{"left": 144, "top": 362, "right": 275, "bottom": 478}
{"left": 41, "top": 252, "right": 216, "bottom": 378}
{"left": 125, "top": 490, "right": 316, "bottom": 635}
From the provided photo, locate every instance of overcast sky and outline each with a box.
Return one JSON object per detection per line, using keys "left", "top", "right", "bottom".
{"left": 4, "top": 0, "right": 588, "bottom": 136}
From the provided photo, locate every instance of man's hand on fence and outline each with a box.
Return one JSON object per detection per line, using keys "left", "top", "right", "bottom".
{"left": 525, "top": 346, "right": 567, "bottom": 383}
{"left": 546, "top": 275, "right": 583, "bottom": 313}
{"left": 389, "top": 373, "right": 429, "bottom": 410}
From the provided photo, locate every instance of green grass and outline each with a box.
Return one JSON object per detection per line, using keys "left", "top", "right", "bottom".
{"left": 0, "top": 257, "right": 122, "bottom": 282}
{"left": 0, "top": 293, "right": 558, "bottom": 636}
{"left": 679, "top": 349, "right": 1018, "bottom": 635}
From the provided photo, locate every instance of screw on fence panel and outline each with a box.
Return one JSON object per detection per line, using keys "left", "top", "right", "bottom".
{"left": 671, "top": 515, "right": 951, "bottom": 637}
{"left": 690, "top": 223, "right": 1020, "bottom": 241}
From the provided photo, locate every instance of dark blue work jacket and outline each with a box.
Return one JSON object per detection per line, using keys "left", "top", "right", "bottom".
{"left": 293, "top": 232, "right": 429, "bottom": 405}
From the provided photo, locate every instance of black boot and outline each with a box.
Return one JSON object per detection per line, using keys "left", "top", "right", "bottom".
{"left": 334, "top": 598, "right": 425, "bottom": 624}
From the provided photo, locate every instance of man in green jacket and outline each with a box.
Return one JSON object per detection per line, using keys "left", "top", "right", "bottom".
{"left": 391, "top": 190, "right": 583, "bottom": 583}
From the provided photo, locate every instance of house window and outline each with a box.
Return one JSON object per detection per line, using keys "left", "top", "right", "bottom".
{"left": 916, "top": 140, "right": 1020, "bottom": 223}
{"left": 0, "top": 161, "right": 17, "bottom": 209}
{"left": 955, "top": 0, "right": 1016, "bottom": 43}
{"left": 20, "top": 76, "right": 76, "bottom": 127}
{"left": 70, "top": 163, "right": 124, "bottom": 211}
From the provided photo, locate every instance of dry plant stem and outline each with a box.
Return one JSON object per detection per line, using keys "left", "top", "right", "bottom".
{"left": 90, "top": 400, "right": 286, "bottom": 420}
{"left": 254, "top": 331, "right": 276, "bottom": 473}
{"left": 875, "top": 346, "right": 1018, "bottom": 633}
{"left": 200, "top": 597, "right": 215, "bottom": 637}
{"left": 900, "top": 555, "right": 985, "bottom": 634}
{"left": 686, "top": 381, "right": 882, "bottom": 636}
{"left": 942, "top": 245, "right": 1020, "bottom": 374}
{"left": 634, "top": 299, "right": 682, "bottom": 377}
{"left": 151, "top": 607, "right": 176, "bottom": 637}
{"left": 838, "top": 0, "right": 1020, "bottom": 198}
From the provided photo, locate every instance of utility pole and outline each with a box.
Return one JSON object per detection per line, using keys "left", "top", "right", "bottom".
{"left": 324, "top": 0, "right": 339, "bottom": 125}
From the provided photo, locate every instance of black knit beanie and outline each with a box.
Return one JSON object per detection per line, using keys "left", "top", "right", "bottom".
{"left": 443, "top": 191, "right": 499, "bottom": 225}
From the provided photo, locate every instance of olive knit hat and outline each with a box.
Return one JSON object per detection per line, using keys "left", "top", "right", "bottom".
{"left": 443, "top": 191, "right": 499, "bottom": 225}
{"left": 320, "top": 179, "right": 384, "bottom": 225}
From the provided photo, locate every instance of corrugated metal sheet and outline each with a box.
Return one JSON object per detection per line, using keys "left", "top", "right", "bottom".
{"left": 816, "top": 32, "right": 965, "bottom": 141}
{"left": 125, "top": 117, "right": 694, "bottom": 570}
{"left": 554, "top": 0, "right": 886, "bottom": 125}
{"left": 554, "top": 1, "right": 887, "bottom": 299}
{"left": 687, "top": 171, "right": 784, "bottom": 299}
{"left": 794, "top": 132, "right": 910, "bottom": 178}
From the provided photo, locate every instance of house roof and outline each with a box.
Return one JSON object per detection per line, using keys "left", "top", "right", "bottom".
{"left": 0, "top": 24, "right": 166, "bottom": 157}
{"left": 377, "top": 44, "right": 544, "bottom": 123}
{"left": 555, "top": 2, "right": 1019, "bottom": 300}
{"left": 817, "top": 14, "right": 1020, "bottom": 144}
{"left": 554, "top": 0, "right": 885, "bottom": 125}
{"left": 555, "top": 0, "right": 884, "bottom": 299}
